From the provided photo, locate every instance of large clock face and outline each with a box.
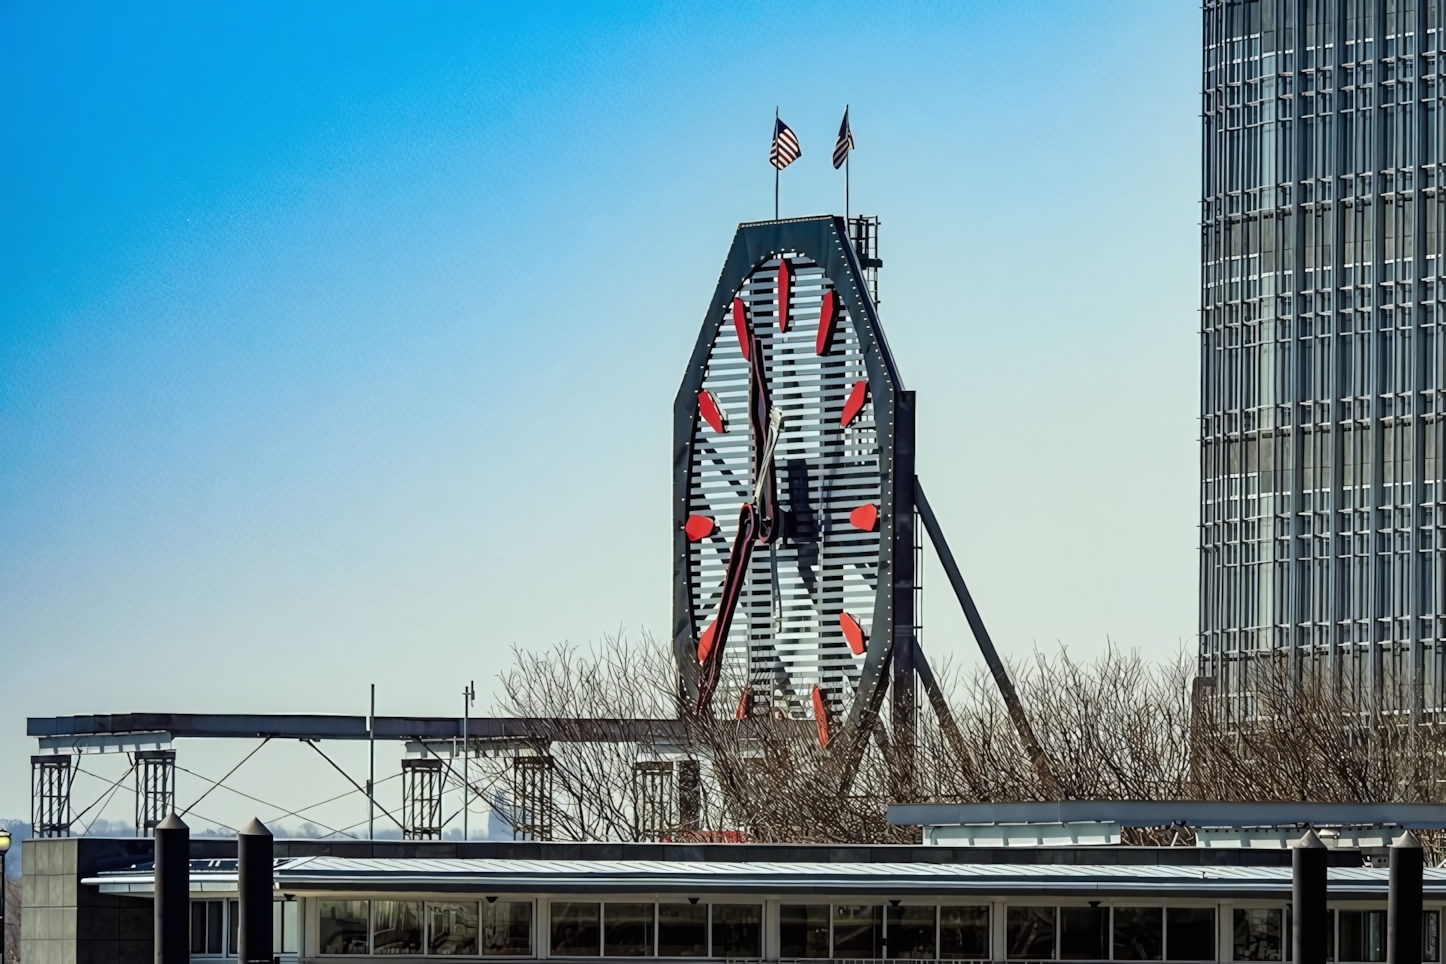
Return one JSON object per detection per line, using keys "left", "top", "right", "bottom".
{"left": 673, "top": 217, "right": 907, "bottom": 735}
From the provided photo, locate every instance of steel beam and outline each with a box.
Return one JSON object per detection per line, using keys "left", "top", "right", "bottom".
{"left": 912, "top": 478, "right": 1057, "bottom": 792}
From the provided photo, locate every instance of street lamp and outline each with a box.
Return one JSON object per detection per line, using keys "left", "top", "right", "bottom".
{"left": 0, "top": 827, "right": 12, "bottom": 964}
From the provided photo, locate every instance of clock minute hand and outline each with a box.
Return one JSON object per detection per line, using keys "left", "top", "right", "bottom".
{"left": 753, "top": 408, "right": 783, "bottom": 505}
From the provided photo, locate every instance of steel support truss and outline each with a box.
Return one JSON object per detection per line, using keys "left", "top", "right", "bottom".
{"left": 134, "top": 749, "right": 176, "bottom": 836}
{"left": 401, "top": 758, "right": 445, "bottom": 840}
{"left": 31, "top": 755, "right": 74, "bottom": 838}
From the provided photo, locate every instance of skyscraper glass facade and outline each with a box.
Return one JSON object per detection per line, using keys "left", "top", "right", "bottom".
{"left": 1199, "top": 0, "right": 1446, "bottom": 714}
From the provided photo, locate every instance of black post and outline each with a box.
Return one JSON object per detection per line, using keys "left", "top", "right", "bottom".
{"left": 1, "top": 845, "right": 7, "bottom": 964}
{"left": 238, "top": 818, "right": 274, "bottom": 964}
{"left": 1294, "top": 830, "right": 1328, "bottom": 964}
{"left": 1389, "top": 830, "right": 1424, "bottom": 964}
{"left": 153, "top": 813, "right": 189, "bottom": 964}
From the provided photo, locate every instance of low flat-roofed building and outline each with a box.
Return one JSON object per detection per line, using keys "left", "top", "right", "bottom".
{"left": 20, "top": 834, "right": 1446, "bottom": 964}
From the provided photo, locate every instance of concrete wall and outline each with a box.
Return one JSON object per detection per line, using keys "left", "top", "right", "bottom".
{"left": 21, "top": 839, "right": 150, "bottom": 964}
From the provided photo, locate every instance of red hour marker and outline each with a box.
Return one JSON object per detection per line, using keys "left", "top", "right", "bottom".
{"left": 816, "top": 289, "right": 837, "bottom": 355}
{"left": 777, "top": 258, "right": 791, "bottom": 332}
{"left": 849, "top": 504, "right": 879, "bottom": 532}
{"left": 696, "top": 620, "right": 719, "bottom": 663}
{"left": 732, "top": 298, "right": 750, "bottom": 360}
{"left": 840, "top": 612, "right": 866, "bottom": 655}
{"left": 840, "top": 380, "right": 868, "bottom": 427}
{"left": 698, "top": 390, "right": 727, "bottom": 433}
{"left": 685, "top": 515, "right": 716, "bottom": 542}
{"left": 811, "top": 685, "right": 830, "bottom": 747}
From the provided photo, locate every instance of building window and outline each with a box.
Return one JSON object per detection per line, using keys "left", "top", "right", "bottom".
{"left": 550, "top": 903, "right": 601, "bottom": 957}
{"left": 1008, "top": 907, "right": 1057, "bottom": 960}
{"left": 482, "top": 902, "right": 534, "bottom": 956}
{"left": 940, "top": 906, "right": 989, "bottom": 959}
{"left": 831, "top": 905, "right": 881, "bottom": 958}
{"left": 887, "top": 906, "right": 937, "bottom": 960}
{"left": 779, "top": 905, "right": 830, "bottom": 958}
{"left": 191, "top": 899, "right": 226, "bottom": 956}
{"left": 657, "top": 904, "right": 707, "bottom": 957}
{"left": 603, "top": 904, "right": 655, "bottom": 957}
{"left": 1338, "top": 909, "right": 1385, "bottom": 962}
{"left": 374, "top": 901, "right": 423, "bottom": 955}
{"left": 274, "top": 900, "right": 299, "bottom": 955}
{"left": 429, "top": 903, "right": 479, "bottom": 955}
{"left": 319, "top": 901, "right": 371, "bottom": 956}
{"left": 1113, "top": 907, "right": 1163, "bottom": 960}
{"left": 1233, "top": 907, "right": 1284, "bottom": 961}
{"left": 1166, "top": 908, "right": 1215, "bottom": 961}
{"left": 710, "top": 905, "right": 762, "bottom": 959}
{"left": 1060, "top": 907, "right": 1107, "bottom": 960}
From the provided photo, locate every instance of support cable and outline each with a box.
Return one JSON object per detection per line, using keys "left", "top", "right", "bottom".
{"left": 71, "top": 764, "right": 137, "bottom": 834}
{"left": 913, "top": 477, "right": 1059, "bottom": 794}
{"left": 172, "top": 764, "right": 355, "bottom": 839}
{"left": 303, "top": 739, "right": 407, "bottom": 832}
{"left": 179, "top": 738, "right": 270, "bottom": 818}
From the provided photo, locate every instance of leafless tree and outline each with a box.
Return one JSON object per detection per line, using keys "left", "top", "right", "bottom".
{"left": 4, "top": 875, "right": 20, "bottom": 964}
{"left": 486, "top": 633, "right": 1446, "bottom": 853}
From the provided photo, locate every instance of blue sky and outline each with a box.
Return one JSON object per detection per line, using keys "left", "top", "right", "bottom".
{"left": 0, "top": 1, "right": 1199, "bottom": 830}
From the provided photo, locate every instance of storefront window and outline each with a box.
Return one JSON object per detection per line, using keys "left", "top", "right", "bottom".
{"left": 1009, "top": 907, "right": 1057, "bottom": 960}
{"left": 373, "top": 901, "right": 423, "bottom": 955}
{"left": 1427, "top": 910, "right": 1441, "bottom": 963}
{"left": 940, "top": 906, "right": 989, "bottom": 959}
{"left": 887, "top": 906, "right": 937, "bottom": 960}
{"left": 273, "top": 899, "right": 299, "bottom": 955}
{"left": 1165, "top": 908, "right": 1215, "bottom": 962}
{"left": 482, "top": 902, "right": 533, "bottom": 956}
{"left": 551, "top": 903, "right": 601, "bottom": 957}
{"left": 191, "top": 900, "right": 225, "bottom": 956}
{"left": 657, "top": 904, "right": 707, "bottom": 957}
{"left": 1339, "top": 909, "right": 1386, "bottom": 963}
{"left": 1233, "top": 908, "right": 1284, "bottom": 961}
{"left": 711, "top": 905, "right": 762, "bottom": 959}
{"left": 779, "top": 905, "right": 830, "bottom": 958}
{"left": 832, "top": 906, "right": 881, "bottom": 958}
{"left": 428, "top": 902, "right": 479, "bottom": 955}
{"left": 1114, "top": 907, "right": 1163, "bottom": 961}
{"left": 319, "top": 901, "right": 370, "bottom": 955}
{"left": 1060, "top": 907, "right": 1107, "bottom": 961}
{"left": 604, "top": 904, "right": 654, "bottom": 957}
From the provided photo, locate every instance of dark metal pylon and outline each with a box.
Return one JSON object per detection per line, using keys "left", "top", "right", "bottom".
{"left": 834, "top": 478, "right": 1058, "bottom": 796}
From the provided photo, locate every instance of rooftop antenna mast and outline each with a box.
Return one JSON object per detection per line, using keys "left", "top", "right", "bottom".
{"left": 461, "top": 681, "right": 475, "bottom": 839}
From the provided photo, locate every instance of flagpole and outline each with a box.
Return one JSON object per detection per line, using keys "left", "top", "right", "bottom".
{"left": 774, "top": 107, "right": 780, "bottom": 220}
{"left": 845, "top": 104, "right": 850, "bottom": 221}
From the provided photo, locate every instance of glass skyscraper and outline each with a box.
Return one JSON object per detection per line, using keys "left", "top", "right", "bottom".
{"left": 1199, "top": 0, "right": 1446, "bottom": 714}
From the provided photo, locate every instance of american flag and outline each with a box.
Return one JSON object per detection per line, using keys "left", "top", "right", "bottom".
{"left": 770, "top": 117, "right": 801, "bottom": 170}
{"left": 832, "top": 107, "right": 854, "bottom": 169}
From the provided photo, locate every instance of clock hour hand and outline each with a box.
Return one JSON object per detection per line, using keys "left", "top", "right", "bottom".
{"left": 695, "top": 501, "right": 758, "bottom": 714}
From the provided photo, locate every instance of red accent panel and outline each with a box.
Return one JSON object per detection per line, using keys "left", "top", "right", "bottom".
{"left": 840, "top": 612, "right": 866, "bottom": 655}
{"left": 685, "top": 515, "right": 716, "bottom": 542}
{"left": 732, "top": 298, "right": 750, "bottom": 361}
{"left": 815, "top": 289, "right": 837, "bottom": 355}
{"left": 811, "top": 686, "right": 830, "bottom": 747}
{"left": 734, "top": 686, "right": 750, "bottom": 720}
{"left": 696, "top": 620, "right": 719, "bottom": 663}
{"left": 849, "top": 503, "right": 879, "bottom": 532}
{"left": 840, "top": 380, "right": 868, "bottom": 427}
{"left": 698, "top": 390, "right": 726, "bottom": 433}
{"left": 777, "top": 258, "right": 791, "bottom": 332}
